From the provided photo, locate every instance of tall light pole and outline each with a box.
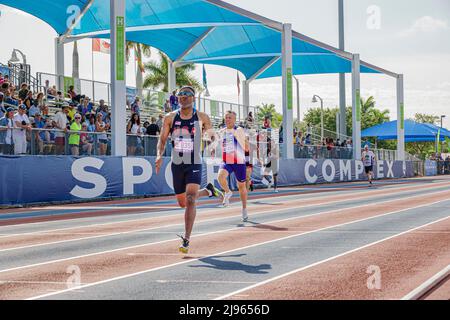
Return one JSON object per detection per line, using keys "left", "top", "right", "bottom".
{"left": 441, "top": 115, "right": 446, "bottom": 153}
{"left": 9, "top": 49, "right": 27, "bottom": 66}
{"left": 338, "top": 0, "right": 346, "bottom": 140}
{"left": 312, "top": 95, "right": 324, "bottom": 141}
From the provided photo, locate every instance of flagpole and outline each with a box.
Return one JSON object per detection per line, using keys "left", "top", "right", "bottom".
{"left": 92, "top": 40, "right": 95, "bottom": 89}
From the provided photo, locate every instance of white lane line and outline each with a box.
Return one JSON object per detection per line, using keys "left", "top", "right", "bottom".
{"left": 1, "top": 179, "right": 447, "bottom": 232}
{"left": 401, "top": 265, "right": 450, "bottom": 300}
{"left": 25, "top": 200, "right": 450, "bottom": 300}
{"left": 2, "top": 187, "right": 450, "bottom": 254}
{"left": 4, "top": 190, "right": 450, "bottom": 276}
{"left": 1, "top": 180, "right": 449, "bottom": 250}
{"left": 215, "top": 216, "right": 450, "bottom": 300}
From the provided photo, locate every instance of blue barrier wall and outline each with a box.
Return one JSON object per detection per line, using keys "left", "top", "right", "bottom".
{"left": 424, "top": 160, "right": 437, "bottom": 176}
{"left": 0, "top": 156, "right": 414, "bottom": 206}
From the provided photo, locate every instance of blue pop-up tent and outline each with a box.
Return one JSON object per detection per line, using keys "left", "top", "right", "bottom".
{"left": 362, "top": 120, "right": 450, "bottom": 143}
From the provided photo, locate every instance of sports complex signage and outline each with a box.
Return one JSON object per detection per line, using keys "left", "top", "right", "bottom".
{"left": 0, "top": 157, "right": 413, "bottom": 206}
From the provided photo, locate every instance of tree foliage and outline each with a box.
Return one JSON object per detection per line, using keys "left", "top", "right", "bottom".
{"left": 143, "top": 52, "right": 201, "bottom": 92}
{"left": 256, "top": 103, "right": 283, "bottom": 128}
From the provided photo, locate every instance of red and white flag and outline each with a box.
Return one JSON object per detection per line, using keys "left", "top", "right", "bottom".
{"left": 237, "top": 71, "right": 241, "bottom": 97}
{"left": 92, "top": 39, "right": 111, "bottom": 54}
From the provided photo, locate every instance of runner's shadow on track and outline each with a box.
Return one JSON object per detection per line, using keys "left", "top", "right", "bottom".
{"left": 240, "top": 221, "right": 289, "bottom": 231}
{"left": 189, "top": 255, "right": 272, "bottom": 274}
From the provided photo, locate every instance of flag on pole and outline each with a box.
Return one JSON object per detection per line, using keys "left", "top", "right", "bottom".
{"left": 203, "top": 64, "right": 210, "bottom": 97}
{"left": 237, "top": 71, "right": 241, "bottom": 97}
{"left": 92, "top": 39, "right": 111, "bottom": 54}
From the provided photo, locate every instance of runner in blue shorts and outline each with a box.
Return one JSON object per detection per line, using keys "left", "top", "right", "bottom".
{"left": 155, "top": 86, "right": 223, "bottom": 254}
{"left": 218, "top": 111, "right": 249, "bottom": 222}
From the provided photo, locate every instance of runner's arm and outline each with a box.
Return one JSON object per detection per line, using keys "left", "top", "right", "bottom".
{"left": 155, "top": 114, "right": 174, "bottom": 174}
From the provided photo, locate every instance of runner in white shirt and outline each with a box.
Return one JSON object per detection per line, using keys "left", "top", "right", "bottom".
{"left": 13, "top": 105, "right": 31, "bottom": 155}
{"left": 361, "top": 145, "right": 376, "bottom": 186}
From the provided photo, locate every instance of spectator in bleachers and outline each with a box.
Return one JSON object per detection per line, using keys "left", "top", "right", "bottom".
{"left": 78, "top": 97, "right": 92, "bottom": 117}
{"left": 53, "top": 105, "right": 69, "bottom": 155}
{"left": 127, "top": 113, "right": 141, "bottom": 156}
{"left": 47, "top": 85, "right": 57, "bottom": 99}
{"left": 18, "top": 83, "right": 29, "bottom": 101}
{"left": 28, "top": 100, "right": 40, "bottom": 118}
{"left": 0, "top": 93, "right": 5, "bottom": 118}
{"left": 55, "top": 91, "right": 64, "bottom": 103}
{"left": 131, "top": 97, "right": 141, "bottom": 116}
{"left": 68, "top": 85, "right": 77, "bottom": 101}
{"left": 170, "top": 90, "right": 179, "bottom": 111}
{"left": 164, "top": 99, "right": 172, "bottom": 113}
{"left": 156, "top": 114, "right": 164, "bottom": 130}
{"left": 36, "top": 93, "right": 45, "bottom": 110}
{"left": 32, "top": 113, "right": 46, "bottom": 155}
{"left": 96, "top": 113, "right": 109, "bottom": 156}
{"left": 0, "top": 107, "right": 15, "bottom": 155}
{"left": 4, "top": 89, "right": 18, "bottom": 106}
{"left": 0, "top": 73, "right": 3, "bottom": 85}
{"left": 13, "top": 105, "right": 31, "bottom": 155}
{"left": 80, "top": 123, "right": 93, "bottom": 156}
{"left": 67, "top": 102, "right": 77, "bottom": 122}
{"left": 24, "top": 91, "right": 34, "bottom": 110}
{"left": 69, "top": 113, "right": 82, "bottom": 156}
{"left": 97, "top": 100, "right": 109, "bottom": 121}
{"left": 146, "top": 117, "right": 160, "bottom": 136}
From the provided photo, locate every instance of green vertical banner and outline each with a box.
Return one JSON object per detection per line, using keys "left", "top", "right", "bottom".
{"left": 356, "top": 89, "right": 361, "bottom": 122}
{"left": 158, "top": 92, "right": 166, "bottom": 107}
{"left": 116, "top": 16, "right": 125, "bottom": 81}
{"left": 400, "top": 102, "right": 405, "bottom": 130}
{"left": 287, "top": 68, "right": 293, "bottom": 110}
{"left": 210, "top": 100, "right": 218, "bottom": 117}
{"left": 63, "top": 76, "right": 74, "bottom": 94}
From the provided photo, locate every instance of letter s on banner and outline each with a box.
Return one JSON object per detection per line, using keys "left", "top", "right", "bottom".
{"left": 122, "top": 158, "right": 152, "bottom": 195}
{"left": 70, "top": 158, "right": 107, "bottom": 199}
{"left": 305, "top": 159, "right": 318, "bottom": 183}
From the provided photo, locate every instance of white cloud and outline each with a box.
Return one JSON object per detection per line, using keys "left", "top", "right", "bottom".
{"left": 398, "top": 16, "right": 449, "bottom": 37}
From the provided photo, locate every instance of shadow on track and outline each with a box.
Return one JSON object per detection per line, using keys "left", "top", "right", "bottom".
{"left": 189, "top": 254, "right": 272, "bottom": 274}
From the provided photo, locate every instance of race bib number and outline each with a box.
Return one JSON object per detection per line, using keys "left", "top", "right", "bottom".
{"left": 224, "top": 135, "right": 235, "bottom": 153}
{"left": 174, "top": 138, "right": 194, "bottom": 153}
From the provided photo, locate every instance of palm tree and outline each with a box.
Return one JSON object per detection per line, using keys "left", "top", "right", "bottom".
{"left": 256, "top": 103, "right": 283, "bottom": 128}
{"left": 143, "top": 51, "right": 201, "bottom": 93}
{"left": 126, "top": 42, "right": 152, "bottom": 97}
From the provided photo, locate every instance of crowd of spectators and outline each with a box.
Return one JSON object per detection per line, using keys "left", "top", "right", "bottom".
{"left": 430, "top": 153, "right": 450, "bottom": 175}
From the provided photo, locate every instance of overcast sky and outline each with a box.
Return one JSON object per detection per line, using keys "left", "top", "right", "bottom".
{"left": 0, "top": 0, "right": 449, "bottom": 125}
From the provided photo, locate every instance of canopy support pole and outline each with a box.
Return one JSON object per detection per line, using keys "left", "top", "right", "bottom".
{"left": 351, "top": 54, "right": 362, "bottom": 160}
{"left": 282, "top": 23, "right": 294, "bottom": 159}
{"left": 242, "top": 80, "right": 250, "bottom": 118}
{"left": 55, "top": 38, "right": 65, "bottom": 91}
{"left": 168, "top": 61, "right": 177, "bottom": 93}
{"left": 397, "top": 74, "right": 405, "bottom": 162}
{"left": 110, "top": 0, "right": 127, "bottom": 156}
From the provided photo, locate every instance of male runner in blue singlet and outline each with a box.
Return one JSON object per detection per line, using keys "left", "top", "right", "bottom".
{"left": 155, "top": 86, "right": 222, "bottom": 254}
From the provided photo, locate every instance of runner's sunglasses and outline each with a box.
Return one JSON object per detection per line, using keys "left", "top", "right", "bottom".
{"left": 177, "top": 91, "right": 195, "bottom": 97}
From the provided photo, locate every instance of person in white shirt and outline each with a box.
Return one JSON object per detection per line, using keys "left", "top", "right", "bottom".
{"left": 13, "top": 105, "right": 31, "bottom": 155}
{"left": 361, "top": 145, "right": 376, "bottom": 186}
{"left": 53, "top": 105, "right": 69, "bottom": 155}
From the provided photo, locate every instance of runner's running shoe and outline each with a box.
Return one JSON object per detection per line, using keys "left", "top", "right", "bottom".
{"left": 206, "top": 183, "right": 223, "bottom": 199}
{"left": 223, "top": 191, "right": 233, "bottom": 207}
{"left": 178, "top": 235, "right": 190, "bottom": 254}
{"left": 242, "top": 209, "right": 249, "bottom": 222}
